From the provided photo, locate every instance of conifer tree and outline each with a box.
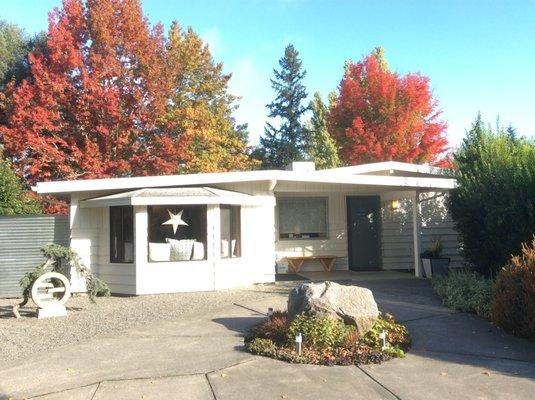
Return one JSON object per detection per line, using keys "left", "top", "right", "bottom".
{"left": 304, "top": 92, "right": 340, "bottom": 169}
{"left": 258, "top": 44, "right": 308, "bottom": 168}
{"left": 0, "top": 152, "right": 42, "bottom": 215}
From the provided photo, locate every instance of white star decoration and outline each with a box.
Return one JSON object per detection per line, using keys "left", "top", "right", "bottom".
{"left": 162, "top": 209, "right": 188, "bottom": 234}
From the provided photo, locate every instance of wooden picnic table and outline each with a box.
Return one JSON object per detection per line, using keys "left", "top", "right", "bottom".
{"left": 286, "top": 255, "right": 339, "bottom": 273}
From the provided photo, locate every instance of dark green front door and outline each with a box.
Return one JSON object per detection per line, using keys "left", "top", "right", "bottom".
{"left": 346, "top": 196, "right": 381, "bottom": 270}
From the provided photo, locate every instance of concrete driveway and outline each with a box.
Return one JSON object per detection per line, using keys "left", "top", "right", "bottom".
{"left": 1, "top": 271, "right": 534, "bottom": 400}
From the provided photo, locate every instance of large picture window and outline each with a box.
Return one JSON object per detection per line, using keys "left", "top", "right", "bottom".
{"left": 148, "top": 205, "right": 207, "bottom": 262}
{"left": 220, "top": 205, "right": 241, "bottom": 258}
{"left": 277, "top": 197, "right": 328, "bottom": 239}
{"left": 110, "top": 206, "right": 134, "bottom": 263}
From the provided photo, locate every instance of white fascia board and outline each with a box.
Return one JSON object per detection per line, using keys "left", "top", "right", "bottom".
{"left": 36, "top": 168, "right": 456, "bottom": 195}
{"left": 34, "top": 170, "right": 280, "bottom": 194}
{"left": 130, "top": 195, "right": 274, "bottom": 206}
{"left": 81, "top": 195, "right": 274, "bottom": 208}
{"left": 273, "top": 173, "right": 456, "bottom": 189}
{"left": 316, "top": 161, "right": 446, "bottom": 176}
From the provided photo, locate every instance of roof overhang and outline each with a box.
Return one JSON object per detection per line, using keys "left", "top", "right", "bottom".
{"left": 314, "top": 161, "right": 451, "bottom": 177}
{"left": 35, "top": 168, "right": 456, "bottom": 196}
{"left": 80, "top": 187, "right": 274, "bottom": 208}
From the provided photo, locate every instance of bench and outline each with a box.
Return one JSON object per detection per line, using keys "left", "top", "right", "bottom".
{"left": 286, "top": 256, "right": 339, "bottom": 273}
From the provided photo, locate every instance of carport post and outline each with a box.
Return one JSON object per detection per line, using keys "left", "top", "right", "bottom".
{"left": 412, "top": 190, "right": 422, "bottom": 277}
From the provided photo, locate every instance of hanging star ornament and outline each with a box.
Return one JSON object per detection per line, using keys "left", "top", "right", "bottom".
{"left": 162, "top": 209, "right": 188, "bottom": 234}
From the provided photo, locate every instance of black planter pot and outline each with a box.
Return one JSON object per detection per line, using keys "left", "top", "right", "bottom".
{"left": 420, "top": 257, "right": 451, "bottom": 278}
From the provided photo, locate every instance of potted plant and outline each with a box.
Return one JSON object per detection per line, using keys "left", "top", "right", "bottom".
{"left": 420, "top": 239, "right": 450, "bottom": 278}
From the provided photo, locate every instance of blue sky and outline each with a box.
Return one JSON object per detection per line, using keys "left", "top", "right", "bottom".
{"left": 2, "top": 1, "right": 535, "bottom": 148}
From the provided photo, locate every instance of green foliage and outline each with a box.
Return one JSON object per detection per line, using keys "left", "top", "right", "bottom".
{"left": 19, "top": 266, "right": 46, "bottom": 301}
{"left": 432, "top": 269, "right": 492, "bottom": 318}
{"left": 258, "top": 44, "right": 308, "bottom": 168}
{"left": 0, "top": 20, "right": 45, "bottom": 88}
{"left": 245, "top": 312, "right": 410, "bottom": 365}
{"left": 448, "top": 114, "right": 535, "bottom": 275}
{"left": 421, "top": 239, "right": 444, "bottom": 258}
{"left": 20, "top": 244, "right": 110, "bottom": 303}
{"left": 246, "top": 338, "right": 278, "bottom": 357}
{"left": 303, "top": 92, "right": 341, "bottom": 169}
{"left": 491, "top": 236, "right": 535, "bottom": 339}
{"left": 0, "top": 155, "right": 42, "bottom": 215}
{"left": 287, "top": 315, "right": 355, "bottom": 349}
{"left": 361, "top": 313, "right": 411, "bottom": 355}
{"left": 430, "top": 239, "right": 443, "bottom": 258}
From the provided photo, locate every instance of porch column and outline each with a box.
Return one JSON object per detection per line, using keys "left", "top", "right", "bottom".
{"left": 412, "top": 190, "right": 422, "bottom": 277}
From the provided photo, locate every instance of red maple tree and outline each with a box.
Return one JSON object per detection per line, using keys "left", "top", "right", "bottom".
{"left": 0, "top": 0, "right": 195, "bottom": 186}
{"left": 328, "top": 48, "right": 449, "bottom": 166}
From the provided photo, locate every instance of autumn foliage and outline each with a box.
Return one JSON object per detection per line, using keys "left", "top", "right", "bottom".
{"left": 328, "top": 48, "right": 449, "bottom": 166}
{"left": 491, "top": 236, "right": 535, "bottom": 339}
{"left": 0, "top": 0, "right": 256, "bottom": 186}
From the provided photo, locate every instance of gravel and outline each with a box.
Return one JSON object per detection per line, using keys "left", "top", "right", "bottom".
{"left": 0, "top": 283, "right": 293, "bottom": 365}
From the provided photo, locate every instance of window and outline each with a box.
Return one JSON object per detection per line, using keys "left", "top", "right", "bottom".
{"left": 220, "top": 205, "right": 241, "bottom": 258}
{"left": 110, "top": 206, "right": 134, "bottom": 263}
{"left": 277, "top": 197, "right": 328, "bottom": 239}
{"left": 148, "top": 205, "right": 207, "bottom": 262}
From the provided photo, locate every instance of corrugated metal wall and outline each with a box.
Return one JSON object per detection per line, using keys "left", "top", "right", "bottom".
{"left": 0, "top": 215, "right": 70, "bottom": 298}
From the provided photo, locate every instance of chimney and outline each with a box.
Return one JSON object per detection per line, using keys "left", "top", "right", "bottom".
{"left": 285, "top": 161, "right": 316, "bottom": 172}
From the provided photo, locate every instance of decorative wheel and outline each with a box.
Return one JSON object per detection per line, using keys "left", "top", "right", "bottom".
{"left": 31, "top": 272, "right": 71, "bottom": 309}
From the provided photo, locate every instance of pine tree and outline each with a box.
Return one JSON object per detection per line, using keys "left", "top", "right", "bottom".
{"left": 259, "top": 44, "right": 308, "bottom": 168}
{"left": 304, "top": 92, "right": 340, "bottom": 169}
{"left": 0, "top": 152, "right": 42, "bottom": 215}
{"left": 0, "top": 20, "right": 46, "bottom": 89}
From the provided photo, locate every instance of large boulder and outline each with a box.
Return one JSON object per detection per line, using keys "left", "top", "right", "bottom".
{"left": 287, "top": 281, "right": 379, "bottom": 335}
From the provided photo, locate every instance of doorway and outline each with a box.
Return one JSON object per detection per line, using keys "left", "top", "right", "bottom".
{"left": 346, "top": 196, "right": 382, "bottom": 270}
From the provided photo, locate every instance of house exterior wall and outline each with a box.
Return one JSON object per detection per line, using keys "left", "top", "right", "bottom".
{"left": 274, "top": 191, "right": 349, "bottom": 271}
{"left": 70, "top": 193, "right": 103, "bottom": 292}
{"left": 272, "top": 185, "right": 464, "bottom": 272}
{"left": 67, "top": 181, "right": 463, "bottom": 295}
{"left": 273, "top": 181, "right": 385, "bottom": 272}
{"left": 133, "top": 201, "right": 276, "bottom": 295}
{"left": 380, "top": 191, "right": 463, "bottom": 270}
{"left": 98, "top": 206, "right": 137, "bottom": 295}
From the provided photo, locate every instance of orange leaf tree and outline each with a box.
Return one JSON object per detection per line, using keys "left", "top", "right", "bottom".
{"left": 328, "top": 48, "right": 449, "bottom": 166}
{"left": 0, "top": 0, "right": 256, "bottom": 186}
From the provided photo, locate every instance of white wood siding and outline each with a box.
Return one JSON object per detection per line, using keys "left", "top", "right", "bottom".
{"left": 97, "top": 206, "right": 136, "bottom": 295}
{"left": 70, "top": 193, "right": 103, "bottom": 292}
{"left": 273, "top": 182, "right": 387, "bottom": 272}
{"left": 380, "top": 192, "right": 464, "bottom": 270}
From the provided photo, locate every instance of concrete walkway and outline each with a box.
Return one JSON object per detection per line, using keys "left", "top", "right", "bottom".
{"left": 1, "top": 272, "right": 534, "bottom": 400}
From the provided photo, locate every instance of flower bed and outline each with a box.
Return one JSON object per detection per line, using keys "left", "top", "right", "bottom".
{"left": 244, "top": 311, "right": 410, "bottom": 366}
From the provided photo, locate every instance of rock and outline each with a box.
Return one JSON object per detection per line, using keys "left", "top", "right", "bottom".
{"left": 287, "top": 281, "right": 379, "bottom": 335}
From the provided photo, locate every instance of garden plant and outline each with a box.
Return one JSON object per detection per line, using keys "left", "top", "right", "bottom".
{"left": 245, "top": 311, "right": 410, "bottom": 366}
{"left": 13, "top": 244, "right": 110, "bottom": 317}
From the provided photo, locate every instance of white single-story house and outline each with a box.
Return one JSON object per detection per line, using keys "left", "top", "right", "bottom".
{"left": 33, "top": 161, "right": 461, "bottom": 295}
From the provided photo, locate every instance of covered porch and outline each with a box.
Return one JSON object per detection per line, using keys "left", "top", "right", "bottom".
{"left": 272, "top": 178, "right": 460, "bottom": 278}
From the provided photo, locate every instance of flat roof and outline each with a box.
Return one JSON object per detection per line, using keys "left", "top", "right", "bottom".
{"left": 33, "top": 162, "right": 456, "bottom": 195}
